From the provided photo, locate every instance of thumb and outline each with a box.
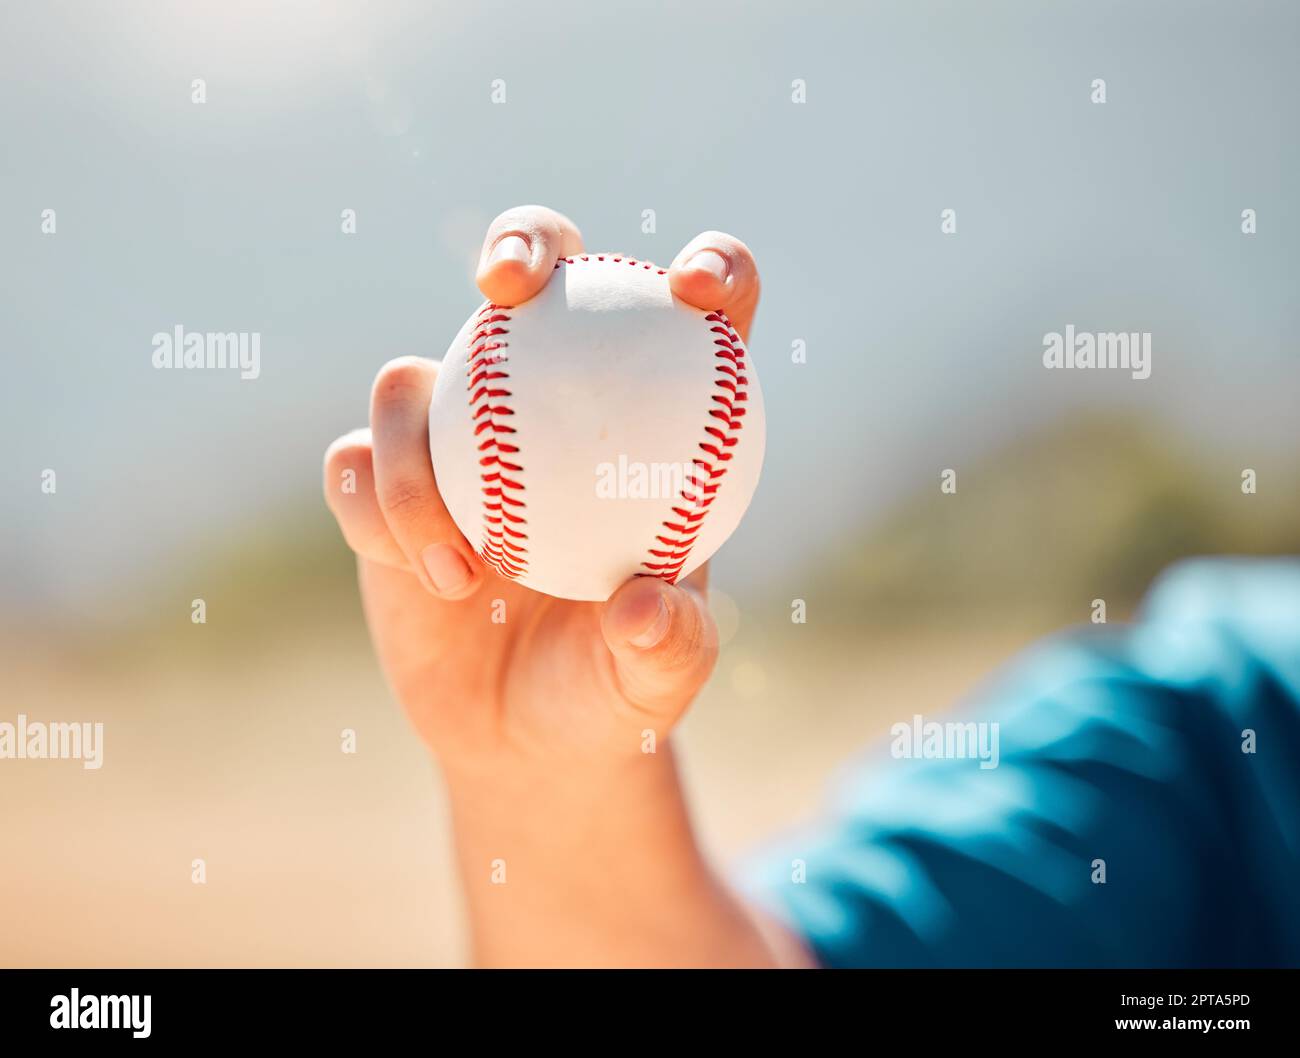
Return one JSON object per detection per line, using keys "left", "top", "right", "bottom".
{"left": 600, "top": 576, "right": 719, "bottom": 720}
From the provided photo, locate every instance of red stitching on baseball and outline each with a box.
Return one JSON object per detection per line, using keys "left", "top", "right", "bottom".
{"left": 639, "top": 309, "right": 749, "bottom": 585}
{"left": 556, "top": 256, "right": 665, "bottom": 274}
{"left": 491, "top": 255, "right": 741, "bottom": 589}
{"left": 466, "top": 302, "right": 527, "bottom": 579}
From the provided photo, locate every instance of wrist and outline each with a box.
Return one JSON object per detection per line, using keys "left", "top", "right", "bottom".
{"left": 439, "top": 739, "right": 783, "bottom": 967}
{"left": 440, "top": 738, "right": 682, "bottom": 836}
{"left": 432, "top": 705, "right": 675, "bottom": 800}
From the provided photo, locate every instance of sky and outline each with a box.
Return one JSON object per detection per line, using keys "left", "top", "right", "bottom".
{"left": 2, "top": 0, "right": 1296, "bottom": 616}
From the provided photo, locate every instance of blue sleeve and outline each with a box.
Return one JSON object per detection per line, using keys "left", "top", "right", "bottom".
{"left": 738, "top": 558, "right": 1300, "bottom": 967}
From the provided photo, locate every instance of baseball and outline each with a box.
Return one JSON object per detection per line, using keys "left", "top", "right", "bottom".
{"left": 428, "top": 253, "right": 766, "bottom": 601}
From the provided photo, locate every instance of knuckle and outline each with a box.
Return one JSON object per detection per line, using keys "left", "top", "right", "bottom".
{"left": 694, "top": 229, "right": 732, "bottom": 246}
{"left": 728, "top": 237, "right": 757, "bottom": 271}
{"left": 380, "top": 475, "right": 430, "bottom": 520}
{"left": 343, "top": 521, "right": 397, "bottom": 563}
{"left": 371, "top": 357, "right": 431, "bottom": 409}
{"left": 660, "top": 606, "right": 710, "bottom": 671}
{"left": 489, "top": 205, "right": 546, "bottom": 239}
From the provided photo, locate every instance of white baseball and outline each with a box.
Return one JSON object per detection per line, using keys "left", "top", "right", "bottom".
{"left": 428, "top": 253, "right": 765, "bottom": 601}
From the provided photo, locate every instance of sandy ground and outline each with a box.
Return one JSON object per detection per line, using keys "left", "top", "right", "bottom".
{"left": 0, "top": 621, "right": 1033, "bottom": 967}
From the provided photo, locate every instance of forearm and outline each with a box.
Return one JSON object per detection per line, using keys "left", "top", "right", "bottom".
{"left": 444, "top": 743, "right": 799, "bottom": 968}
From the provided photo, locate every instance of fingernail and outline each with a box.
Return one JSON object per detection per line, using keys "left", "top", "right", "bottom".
{"left": 629, "top": 595, "right": 671, "bottom": 649}
{"left": 421, "top": 543, "right": 472, "bottom": 596}
{"left": 488, "top": 235, "right": 531, "bottom": 267}
{"left": 683, "top": 250, "right": 729, "bottom": 282}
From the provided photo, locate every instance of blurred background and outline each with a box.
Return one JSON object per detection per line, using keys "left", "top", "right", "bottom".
{"left": 1, "top": 0, "right": 1296, "bottom": 966}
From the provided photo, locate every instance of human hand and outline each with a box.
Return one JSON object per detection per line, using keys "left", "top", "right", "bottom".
{"left": 323, "top": 204, "right": 762, "bottom": 782}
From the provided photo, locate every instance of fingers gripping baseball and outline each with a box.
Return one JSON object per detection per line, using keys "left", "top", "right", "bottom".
{"left": 322, "top": 428, "right": 410, "bottom": 570}
{"left": 601, "top": 577, "right": 719, "bottom": 718}
{"left": 368, "top": 356, "right": 485, "bottom": 600}
{"left": 477, "top": 205, "right": 584, "bottom": 308}
{"left": 669, "top": 231, "right": 761, "bottom": 343}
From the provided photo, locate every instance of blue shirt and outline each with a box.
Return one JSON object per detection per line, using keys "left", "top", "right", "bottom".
{"left": 740, "top": 558, "right": 1300, "bottom": 967}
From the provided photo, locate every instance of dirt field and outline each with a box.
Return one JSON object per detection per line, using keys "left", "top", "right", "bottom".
{"left": 0, "top": 619, "right": 1033, "bottom": 967}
